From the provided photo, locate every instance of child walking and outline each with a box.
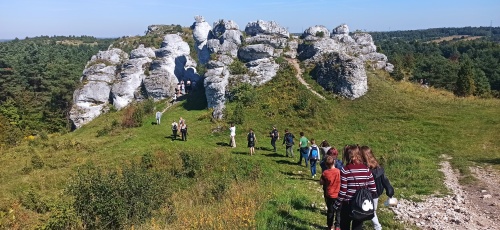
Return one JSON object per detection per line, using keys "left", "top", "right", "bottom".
{"left": 320, "top": 156, "right": 341, "bottom": 230}
{"left": 308, "top": 139, "right": 320, "bottom": 178}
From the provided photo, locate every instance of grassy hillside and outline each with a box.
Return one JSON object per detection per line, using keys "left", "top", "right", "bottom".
{"left": 1, "top": 62, "right": 499, "bottom": 229}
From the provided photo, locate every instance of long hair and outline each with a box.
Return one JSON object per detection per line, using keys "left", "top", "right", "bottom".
{"left": 343, "top": 145, "right": 362, "bottom": 164}
{"left": 360, "top": 146, "right": 380, "bottom": 169}
{"left": 321, "top": 140, "right": 330, "bottom": 147}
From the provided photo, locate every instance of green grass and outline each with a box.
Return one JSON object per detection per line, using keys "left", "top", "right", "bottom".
{"left": 1, "top": 62, "right": 499, "bottom": 229}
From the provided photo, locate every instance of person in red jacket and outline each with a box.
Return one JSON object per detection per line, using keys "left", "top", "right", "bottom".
{"left": 334, "top": 145, "right": 377, "bottom": 230}
{"left": 320, "top": 156, "right": 341, "bottom": 230}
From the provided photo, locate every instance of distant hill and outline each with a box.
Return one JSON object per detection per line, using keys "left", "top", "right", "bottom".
{"left": 369, "top": 26, "right": 500, "bottom": 42}
{"left": 0, "top": 39, "right": 13, "bottom": 42}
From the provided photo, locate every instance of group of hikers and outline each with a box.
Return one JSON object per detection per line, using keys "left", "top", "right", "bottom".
{"left": 231, "top": 125, "right": 395, "bottom": 230}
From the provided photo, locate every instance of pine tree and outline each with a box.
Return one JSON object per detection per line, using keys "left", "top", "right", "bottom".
{"left": 455, "top": 55, "right": 475, "bottom": 97}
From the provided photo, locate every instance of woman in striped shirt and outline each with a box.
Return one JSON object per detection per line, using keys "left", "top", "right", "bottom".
{"left": 334, "top": 145, "right": 377, "bottom": 230}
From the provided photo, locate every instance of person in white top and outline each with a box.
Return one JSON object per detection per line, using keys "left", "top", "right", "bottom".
{"left": 229, "top": 123, "right": 236, "bottom": 148}
{"left": 155, "top": 111, "right": 162, "bottom": 125}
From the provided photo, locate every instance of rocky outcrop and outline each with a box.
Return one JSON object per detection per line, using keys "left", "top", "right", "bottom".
{"left": 245, "top": 20, "right": 289, "bottom": 38}
{"left": 238, "top": 44, "right": 274, "bottom": 62}
{"left": 191, "top": 16, "right": 212, "bottom": 64}
{"left": 70, "top": 32, "right": 201, "bottom": 128}
{"left": 312, "top": 53, "right": 367, "bottom": 99}
{"left": 302, "top": 25, "right": 330, "bottom": 41}
{"left": 70, "top": 48, "right": 128, "bottom": 128}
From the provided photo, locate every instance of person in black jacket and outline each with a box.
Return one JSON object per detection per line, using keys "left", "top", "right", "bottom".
{"left": 360, "top": 146, "right": 394, "bottom": 230}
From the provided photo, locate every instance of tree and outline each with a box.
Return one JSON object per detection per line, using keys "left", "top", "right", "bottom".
{"left": 455, "top": 55, "right": 476, "bottom": 97}
{"left": 473, "top": 69, "right": 491, "bottom": 97}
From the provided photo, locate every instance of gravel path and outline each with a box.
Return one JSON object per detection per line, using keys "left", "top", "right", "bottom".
{"left": 391, "top": 155, "right": 500, "bottom": 229}
{"left": 286, "top": 58, "right": 325, "bottom": 100}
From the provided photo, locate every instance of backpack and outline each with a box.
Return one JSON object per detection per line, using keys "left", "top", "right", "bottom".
{"left": 285, "top": 134, "right": 293, "bottom": 145}
{"left": 173, "top": 124, "right": 177, "bottom": 130}
{"left": 310, "top": 146, "right": 319, "bottom": 160}
{"left": 347, "top": 167, "right": 375, "bottom": 221}
{"left": 271, "top": 130, "right": 278, "bottom": 139}
{"left": 248, "top": 133, "right": 255, "bottom": 142}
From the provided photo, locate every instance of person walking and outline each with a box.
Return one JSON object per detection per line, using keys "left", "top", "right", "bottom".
{"left": 361, "top": 146, "right": 394, "bottom": 230}
{"left": 297, "top": 132, "right": 310, "bottom": 167}
{"left": 308, "top": 139, "right": 320, "bottom": 178}
{"left": 180, "top": 121, "right": 188, "bottom": 141}
{"left": 282, "top": 129, "right": 295, "bottom": 157}
{"left": 171, "top": 120, "right": 178, "bottom": 140}
{"left": 229, "top": 123, "right": 236, "bottom": 148}
{"left": 269, "top": 126, "right": 279, "bottom": 152}
{"left": 247, "top": 129, "right": 257, "bottom": 156}
{"left": 334, "top": 145, "right": 377, "bottom": 230}
{"left": 155, "top": 111, "right": 162, "bottom": 125}
{"left": 320, "top": 156, "right": 341, "bottom": 230}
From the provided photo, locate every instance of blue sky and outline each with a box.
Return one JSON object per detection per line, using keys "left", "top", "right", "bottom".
{"left": 1, "top": 0, "right": 499, "bottom": 39}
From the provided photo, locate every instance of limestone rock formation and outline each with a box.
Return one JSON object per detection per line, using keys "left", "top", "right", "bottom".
{"left": 191, "top": 16, "right": 212, "bottom": 64}
{"left": 312, "top": 53, "right": 367, "bottom": 99}
{"left": 238, "top": 44, "right": 274, "bottom": 62}
{"left": 70, "top": 48, "right": 128, "bottom": 128}
{"left": 302, "top": 25, "right": 331, "bottom": 41}
{"left": 245, "top": 20, "right": 290, "bottom": 38}
{"left": 332, "top": 24, "right": 349, "bottom": 35}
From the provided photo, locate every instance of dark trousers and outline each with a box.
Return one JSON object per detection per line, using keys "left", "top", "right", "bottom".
{"left": 326, "top": 197, "right": 341, "bottom": 228}
{"left": 271, "top": 138, "right": 277, "bottom": 151}
{"left": 340, "top": 203, "right": 364, "bottom": 230}
{"left": 181, "top": 130, "right": 187, "bottom": 141}
{"left": 298, "top": 147, "right": 308, "bottom": 166}
{"left": 310, "top": 159, "right": 318, "bottom": 176}
{"left": 172, "top": 130, "right": 177, "bottom": 139}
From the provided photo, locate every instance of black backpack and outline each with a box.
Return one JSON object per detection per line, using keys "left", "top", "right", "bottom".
{"left": 285, "top": 133, "right": 294, "bottom": 145}
{"left": 248, "top": 133, "right": 255, "bottom": 142}
{"left": 347, "top": 167, "right": 375, "bottom": 221}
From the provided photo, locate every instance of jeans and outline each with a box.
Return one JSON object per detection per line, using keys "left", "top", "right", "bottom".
{"left": 298, "top": 147, "right": 308, "bottom": 166}
{"left": 181, "top": 130, "right": 187, "bottom": 141}
{"left": 271, "top": 138, "right": 277, "bottom": 151}
{"left": 172, "top": 130, "right": 177, "bottom": 139}
{"left": 285, "top": 145, "right": 294, "bottom": 157}
{"left": 326, "top": 197, "right": 340, "bottom": 228}
{"left": 310, "top": 159, "right": 317, "bottom": 176}
{"left": 340, "top": 203, "right": 364, "bottom": 230}
{"left": 371, "top": 198, "right": 382, "bottom": 230}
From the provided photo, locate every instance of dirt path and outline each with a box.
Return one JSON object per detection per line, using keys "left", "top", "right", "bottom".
{"left": 392, "top": 155, "right": 500, "bottom": 229}
{"left": 286, "top": 58, "right": 325, "bottom": 100}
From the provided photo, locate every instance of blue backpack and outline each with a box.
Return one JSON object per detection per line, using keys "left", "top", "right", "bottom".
{"left": 285, "top": 134, "right": 294, "bottom": 145}
{"left": 310, "top": 146, "right": 319, "bottom": 160}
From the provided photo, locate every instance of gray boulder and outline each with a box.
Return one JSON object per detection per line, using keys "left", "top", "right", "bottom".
{"left": 312, "top": 53, "right": 367, "bottom": 99}
{"left": 192, "top": 16, "right": 212, "bottom": 64}
{"left": 243, "top": 58, "right": 279, "bottom": 85}
{"left": 302, "top": 25, "right": 330, "bottom": 40}
{"left": 245, "top": 20, "right": 290, "bottom": 38}
{"left": 332, "top": 24, "right": 349, "bottom": 35}
{"left": 130, "top": 44, "right": 156, "bottom": 59}
{"left": 207, "top": 20, "right": 242, "bottom": 58}
{"left": 143, "top": 66, "right": 177, "bottom": 99}
{"left": 238, "top": 44, "right": 274, "bottom": 62}
{"left": 245, "top": 34, "right": 288, "bottom": 49}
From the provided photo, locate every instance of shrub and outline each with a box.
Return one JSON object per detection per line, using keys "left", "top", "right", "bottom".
{"left": 232, "top": 103, "right": 245, "bottom": 125}
{"left": 68, "top": 161, "right": 168, "bottom": 229}
{"left": 177, "top": 152, "right": 203, "bottom": 178}
{"left": 43, "top": 204, "right": 79, "bottom": 230}
{"left": 121, "top": 104, "right": 144, "bottom": 128}
{"left": 20, "top": 190, "right": 49, "bottom": 213}
{"left": 31, "top": 154, "right": 44, "bottom": 169}
{"left": 315, "top": 31, "right": 325, "bottom": 38}
{"left": 142, "top": 98, "right": 155, "bottom": 114}
{"left": 228, "top": 83, "right": 255, "bottom": 106}
{"left": 228, "top": 59, "right": 248, "bottom": 75}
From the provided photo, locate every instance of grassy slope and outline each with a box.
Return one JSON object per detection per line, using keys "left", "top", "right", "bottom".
{"left": 0, "top": 63, "right": 499, "bottom": 229}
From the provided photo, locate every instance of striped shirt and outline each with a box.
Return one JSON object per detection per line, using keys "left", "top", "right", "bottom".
{"left": 334, "top": 163, "right": 377, "bottom": 207}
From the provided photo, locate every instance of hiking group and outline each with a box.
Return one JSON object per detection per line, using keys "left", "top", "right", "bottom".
{"left": 170, "top": 116, "right": 188, "bottom": 141}
{"left": 231, "top": 125, "right": 395, "bottom": 230}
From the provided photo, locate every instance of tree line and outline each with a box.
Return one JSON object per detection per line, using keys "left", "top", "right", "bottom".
{"left": 370, "top": 28, "right": 500, "bottom": 98}
{"left": 0, "top": 36, "right": 115, "bottom": 148}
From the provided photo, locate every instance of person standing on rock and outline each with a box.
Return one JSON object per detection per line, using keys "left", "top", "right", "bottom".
{"left": 171, "top": 120, "right": 178, "bottom": 140}
{"left": 334, "top": 145, "right": 377, "bottom": 230}
{"left": 297, "top": 132, "right": 310, "bottom": 167}
{"left": 282, "top": 129, "right": 295, "bottom": 157}
{"left": 361, "top": 146, "right": 394, "bottom": 230}
{"left": 247, "top": 129, "right": 257, "bottom": 156}
{"left": 229, "top": 123, "right": 236, "bottom": 148}
{"left": 269, "top": 126, "right": 279, "bottom": 152}
{"left": 155, "top": 111, "right": 162, "bottom": 125}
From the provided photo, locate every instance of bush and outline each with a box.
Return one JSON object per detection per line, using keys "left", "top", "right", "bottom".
{"left": 228, "top": 83, "right": 255, "bottom": 106}
{"left": 68, "top": 161, "right": 168, "bottom": 229}
{"left": 20, "top": 190, "right": 49, "bottom": 213}
{"left": 232, "top": 103, "right": 245, "bottom": 125}
{"left": 121, "top": 104, "right": 144, "bottom": 128}
{"left": 31, "top": 154, "right": 44, "bottom": 169}
{"left": 228, "top": 59, "right": 248, "bottom": 75}
{"left": 315, "top": 31, "right": 325, "bottom": 38}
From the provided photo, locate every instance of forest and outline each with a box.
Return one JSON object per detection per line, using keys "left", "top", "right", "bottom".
{"left": 0, "top": 36, "right": 115, "bottom": 147}
{"left": 370, "top": 27, "right": 500, "bottom": 98}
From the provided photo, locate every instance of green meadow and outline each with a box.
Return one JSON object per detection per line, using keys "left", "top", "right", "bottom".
{"left": 1, "top": 62, "right": 499, "bottom": 229}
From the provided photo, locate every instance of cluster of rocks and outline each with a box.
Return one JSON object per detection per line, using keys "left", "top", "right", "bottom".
{"left": 298, "top": 24, "right": 393, "bottom": 99}
{"left": 70, "top": 17, "right": 394, "bottom": 127}
{"left": 192, "top": 16, "right": 293, "bottom": 119}
{"left": 69, "top": 34, "right": 200, "bottom": 128}
{"left": 392, "top": 160, "right": 499, "bottom": 230}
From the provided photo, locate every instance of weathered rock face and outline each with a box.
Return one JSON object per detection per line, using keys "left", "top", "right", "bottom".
{"left": 245, "top": 20, "right": 290, "bottom": 38}
{"left": 192, "top": 16, "right": 212, "bottom": 64}
{"left": 302, "top": 25, "right": 331, "bottom": 41}
{"left": 70, "top": 32, "right": 201, "bottom": 128}
{"left": 238, "top": 44, "right": 274, "bottom": 62}
{"left": 111, "top": 45, "right": 155, "bottom": 110}
{"left": 332, "top": 24, "right": 349, "bottom": 35}
{"left": 312, "top": 53, "right": 367, "bottom": 99}
{"left": 70, "top": 48, "right": 128, "bottom": 128}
